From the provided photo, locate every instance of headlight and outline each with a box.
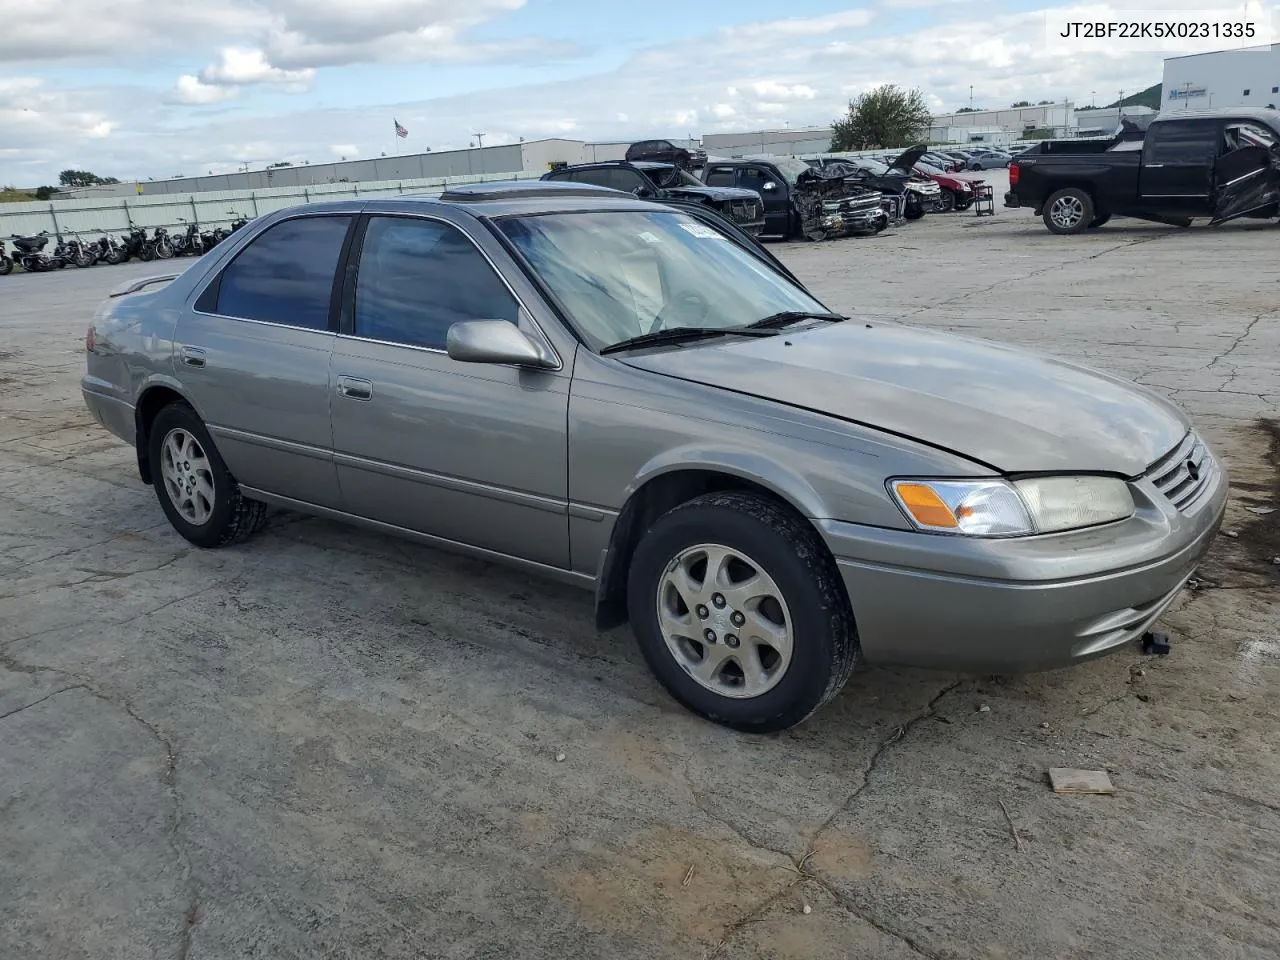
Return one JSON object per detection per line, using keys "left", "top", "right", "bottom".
{"left": 960, "top": 184, "right": 972, "bottom": 192}
{"left": 889, "top": 477, "right": 1134, "bottom": 537}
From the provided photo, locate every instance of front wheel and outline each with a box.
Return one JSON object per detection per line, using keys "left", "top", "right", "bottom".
{"left": 148, "top": 403, "right": 269, "bottom": 549}
{"left": 75, "top": 251, "right": 96, "bottom": 268}
{"left": 0, "top": 256, "right": 11, "bottom": 276}
{"left": 155, "top": 241, "right": 173, "bottom": 259}
{"left": 1043, "top": 188, "right": 1094, "bottom": 235}
{"left": 626, "top": 491, "right": 858, "bottom": 732}
{"left": 938, "top": 189, "right": 956, "bottom": 213}
{"left": 904, "top": 197, "right": 925, "bottom": 220}
{"left": 140, "top": 244, "right": 156, "bottom": 262}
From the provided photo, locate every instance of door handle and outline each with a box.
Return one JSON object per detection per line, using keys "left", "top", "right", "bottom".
{"left": 180, "top": 346, "right": 206, "bottom": 367}
{"left": 1145, "top": 163, "right": 1165, "bottom": 168}
{"left": 336, "top": 376, "right": 373, "bottom": 401}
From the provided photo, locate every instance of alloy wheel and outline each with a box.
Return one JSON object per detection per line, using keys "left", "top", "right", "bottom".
{"left": 1049, "top": 195, "right": 1086, "bottom": 230}
{"left": 160, "top": 428, "right": 216, "bottom": 526}
{"left": 656, "top": 543, "right": 794, "bottom": 698}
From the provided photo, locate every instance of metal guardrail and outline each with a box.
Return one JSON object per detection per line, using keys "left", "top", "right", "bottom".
{"left": 0, "top": 170, "right": 545, "bottom": 239}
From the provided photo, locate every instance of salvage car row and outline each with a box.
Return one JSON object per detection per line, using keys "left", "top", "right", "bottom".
{"left": 543, "top": 144, "right": 992, "bottom": 241}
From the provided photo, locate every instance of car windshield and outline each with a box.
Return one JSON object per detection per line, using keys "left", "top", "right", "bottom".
{"left": 915, "top": 161, "right": 945, "bottom": 176}
{"left": 770, "top": 158, "right": 813, "bottom": 185}
{"left": 496, "top": 210, "right": 831, "bottom": 352}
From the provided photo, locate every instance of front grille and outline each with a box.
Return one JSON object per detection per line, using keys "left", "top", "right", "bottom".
{"left": 1145, "top": 432, "right": 1215, "bottom": 511}
{"left": 730, "top": 200, "right": 761, "bottom": 222}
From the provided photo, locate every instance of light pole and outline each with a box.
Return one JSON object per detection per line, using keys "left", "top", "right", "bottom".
{"left": 969, "top": 85, "right": 974, "bottom": 110}
{"left": 1091, "top": 90, "right": 1096, "bottom": 107}
{"left": 473, "top": 133, "right": 485, "bottom": 148}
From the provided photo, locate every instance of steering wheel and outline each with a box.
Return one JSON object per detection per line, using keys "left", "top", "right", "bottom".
{"left": 648, "top": 291, "right": 710, "bottom": 333}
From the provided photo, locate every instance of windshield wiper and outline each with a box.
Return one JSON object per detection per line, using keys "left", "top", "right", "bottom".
{"left": 746, "top": 311, "right": 847, "bottom": 330}
{"left": 599, "top": 325, "right": 778, "bottom": 356}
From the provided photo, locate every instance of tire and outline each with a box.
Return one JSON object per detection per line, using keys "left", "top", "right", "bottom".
{"left": 626, "top": 491, "right": 858, "bottom": 733}
{"left": 1042, "top": 187, "right": 1094, "bottom": 235}
{"left": 140, "top": 244, "right": 156, "bottom": 262}
{"left": 76, "top": 251, "right": 96, "bottom": 268}
{"left": 148, "top": 403, "right": 269, "bottom": 549}
{"left": 1087, "top": 214, "right": 1111, "bottom": 228}
{"left": 954, "top": 197, "right": 972, "bottom": 211}
{"left": 0, "top": 256, "right": 11, "bottom": 276}
{"left": 938, "top": 188, "right": 956, "bottom": 213}
{"left": 155, "top": 241, "right": 174, "bottom": 259}
{"left": 971, "top": 162, "right": 983, "bottom": 171}
{"left": 904, "top": 196, "right": 925, "bottom": 220}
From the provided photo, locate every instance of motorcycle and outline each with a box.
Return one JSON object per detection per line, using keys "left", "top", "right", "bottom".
{"left": 152, "top": 227, "right": 174, "bottom": 260}
{"left": 173, "top": 219, "right": 204, "bottom": 257}
{"left": 227, "top": 211, "right": 250, "bottom": 233}
{"left": 0, "top": 239, "right": 12, "bottom": 276}
{"left": 55, "top": 232, "right": 97, "bottom": 268}
{"left": 92, "top": 235, "right": 126, "bottom": 265}
{"left": 120, "top": 226, "right": 156, "bottom": 262}
{"left": 9, "top": 233, "right": 67, "bottom": 272}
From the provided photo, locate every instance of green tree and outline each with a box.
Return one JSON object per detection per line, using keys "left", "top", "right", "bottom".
{"left": 266, "top": 161, "right": 293, "bottom": 169}
{"left": 34, "top": 186, "right": 58, "bottom": 200}
{"left": 830, "top": 84, "right": 933, "bottom": 151}
{"left": 1011, "top": 100, "right": 1032, "bottom": 107}
{"left": 955, "top": 107, "right": 981, "bottom": 113}
{"left": 1037, "top": 99, "right": 1055, "bottom": 105}
{"left": 57, "top": 169, "right": 120, "bottom": 187}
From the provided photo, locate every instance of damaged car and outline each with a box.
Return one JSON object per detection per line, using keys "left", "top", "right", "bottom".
{"left": 701, "top": 158, "right": 887, "bottom": 239}
{"left": 812, "top": 147, "right": 943, "bottom": 219}
{"left": 542, "top": 161, "right": 764, "bottom": 235}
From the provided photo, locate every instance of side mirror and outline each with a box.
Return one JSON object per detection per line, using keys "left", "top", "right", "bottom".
{"left": 446, "top": 319, "right": 557, "bottom": 368}
{"left": 633, "top": 186, "right": 655, "bottom": 198}
{"left": 762, "top": 181, "right": 778, "bottom": 192}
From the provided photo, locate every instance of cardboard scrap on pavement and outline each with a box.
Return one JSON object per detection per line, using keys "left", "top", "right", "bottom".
{"left": 1049, "top": 768, "right": 1115, "bottom": 795}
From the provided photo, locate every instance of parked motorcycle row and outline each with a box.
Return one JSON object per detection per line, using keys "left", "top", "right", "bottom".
{"left": 0, "top": 213, "right": 252, "bottom": 276}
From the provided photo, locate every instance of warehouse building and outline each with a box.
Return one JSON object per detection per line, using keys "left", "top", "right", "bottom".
{"left": 1163, "top": 44, "right": 1280, "bottom": 110}
{"left": 926, "top": 103, "right": 1077, "bottom": 142}
{"left": 702, "top": 127, "right": 834, "bottom": 157}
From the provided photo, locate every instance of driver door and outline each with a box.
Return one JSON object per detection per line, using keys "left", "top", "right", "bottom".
{"left": 1210, "top": 123, "right": 1280, "bottom": 224}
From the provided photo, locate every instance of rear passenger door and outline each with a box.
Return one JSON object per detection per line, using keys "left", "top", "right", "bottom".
{"left": 329, "top": 213, "right": 572, "bottom": 568}
{"left": 1139, "top": 121, "right": 1219, "bottom": 212}
{"left": 180, "top": 213, "right": 352, "bottom": 507}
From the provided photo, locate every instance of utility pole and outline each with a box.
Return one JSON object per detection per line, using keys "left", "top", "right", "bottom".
{"left": 969, "top": 85, "right": 974, "bottom": 110}
{"left": 1091, "top": 90, "right": 1096, "bottom": 107}
{"left": 473, "top": 133, "right": 486, "bottom": 148}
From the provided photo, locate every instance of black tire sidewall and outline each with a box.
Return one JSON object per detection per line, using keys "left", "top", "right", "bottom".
{"left": 627, "top": 500, "right": 846, "bottom": 731}
{"left": 149, "top": 404, "right": 240, "bottom": 548}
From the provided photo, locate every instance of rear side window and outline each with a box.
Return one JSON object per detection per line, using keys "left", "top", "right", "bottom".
{"left": 215, "top": 216, "right": 350, "bottom": 329}
{"left": 353, "top": 216, "right": 519, "bottom": 350}
{"left": 1146, "top": 122, "right": 1219, "bottom": 163}
{"left": 704, "top": 166, "right": 736, "bottom": 187}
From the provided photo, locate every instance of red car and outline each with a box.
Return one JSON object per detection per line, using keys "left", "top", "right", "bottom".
{"left": 911, "top": 161, "right": 986, "bottom": 212}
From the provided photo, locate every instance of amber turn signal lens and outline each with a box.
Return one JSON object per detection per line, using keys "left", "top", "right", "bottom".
{"left": 894, "top": 482, "right": 958, "bottom": 528}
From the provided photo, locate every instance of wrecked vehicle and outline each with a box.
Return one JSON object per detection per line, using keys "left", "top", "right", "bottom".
{"left": 1007, "top": 108, "right": 1280, "bottom": 234}
{"left": 701, "top": 158, "right": 887, "bottom": 239}
{"left": 831, "top": 146, "right": 944, "bottom": 219}
{"left": 542, "top": 161, "right": 764, "bottom": 235}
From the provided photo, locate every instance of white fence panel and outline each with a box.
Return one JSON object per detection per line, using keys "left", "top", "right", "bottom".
{"left": 0, "top": 170, "right": 544, "bottom": 240}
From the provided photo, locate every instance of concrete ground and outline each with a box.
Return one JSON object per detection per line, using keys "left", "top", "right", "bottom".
{"left": 2, "top": 184, "right": 1278, "bottom": 960}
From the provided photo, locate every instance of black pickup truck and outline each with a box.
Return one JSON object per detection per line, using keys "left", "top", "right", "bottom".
{"left": 1006, "top": 108, "right": 1280, "bottom": 234}
{"left": 542, "top": 161, "right": 764, "bottom": 235}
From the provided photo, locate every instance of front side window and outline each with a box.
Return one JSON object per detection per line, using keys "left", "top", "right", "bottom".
{"left": 703, "top": 167, "right": 736, "bottom": 187}
{"left": 215, "top": 216, "right": 351, "bottom": 329}
{"left": 496, "top": 210, "right": 830, "bottom": 352}
{"left": 353, "top": 216, "right": 518, "bottom": 350}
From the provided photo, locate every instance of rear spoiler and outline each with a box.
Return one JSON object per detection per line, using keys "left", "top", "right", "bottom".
{"left": 108, "top": 274, "right": 180, "bottom": 298}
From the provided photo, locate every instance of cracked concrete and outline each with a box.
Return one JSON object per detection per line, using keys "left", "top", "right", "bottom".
{"left": 2, "top": 176, "right": 1278, "bottom": 959}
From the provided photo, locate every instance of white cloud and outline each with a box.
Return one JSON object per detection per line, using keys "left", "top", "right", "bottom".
{"left": 170, "top": 75, "right": 239, "bottom": 105}
{"left": 330, "top": 144, "right": 358, "bottom": 157}
{"left": 200, "top": 48, "right": 316, "bottom": 88}
{"left": 750, "top": 81, "right": 817, "bottom": 101}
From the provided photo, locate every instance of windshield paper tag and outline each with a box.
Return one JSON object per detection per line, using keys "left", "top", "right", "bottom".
{"left": 637, "top": 231, "right": 663, "bottom": 243}
{"left": 679, "top": 223, "right": 724, "bottom": 239}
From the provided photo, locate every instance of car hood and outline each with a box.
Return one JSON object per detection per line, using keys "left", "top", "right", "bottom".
{"left": 667, "top": 185, "right": 759, "bottom": 202}
{"left": 618, "top": 321, "right": 1188, "bottom": 475}
{"left": 887, "top": 145, "right": 928, "bottom": 175}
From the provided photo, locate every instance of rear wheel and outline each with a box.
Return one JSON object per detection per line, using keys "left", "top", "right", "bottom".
{"left": 1043, "top": 188, "right": 1094, "bottom": 235}
{"left": 155, "top": 240, "right": 173, "bottom": 259}
{"left": 626, "top": 491, "right": 858, "bottom": 732}
{"left": 904, "top": 196, "right": 925, "bottom": 220}
{"left": 148, "top": 403, "right": 268, "bottom": 548}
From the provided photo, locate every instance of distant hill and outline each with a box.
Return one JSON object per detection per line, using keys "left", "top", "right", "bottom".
{"left": 1101, "top": 84, "right": 1162, "bottom": 110}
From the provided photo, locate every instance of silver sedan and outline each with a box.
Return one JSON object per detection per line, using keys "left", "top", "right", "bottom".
{"left": 81, "top": 182, "right": 1226, "bottom": 731}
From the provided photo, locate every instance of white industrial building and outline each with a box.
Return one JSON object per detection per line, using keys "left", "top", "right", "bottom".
{"left": 1163, "top": 44, "right": 1280, "bottom": 110}
{"left": 927, "top": 103, "right": 1077, "bottom": 142}
{"left": 702, "top": 127, "right": 834, "bottom": 157}
{"left": 1073, "top": 106, "right": 1157, "bottom": 137}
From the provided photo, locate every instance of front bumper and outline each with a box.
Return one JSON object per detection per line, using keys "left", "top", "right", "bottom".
{"left": 819, "top": 454, "right": 1227, "bottom": 672}
{"left": 1004, "top": 191, "right": 1020, "bottom": 208}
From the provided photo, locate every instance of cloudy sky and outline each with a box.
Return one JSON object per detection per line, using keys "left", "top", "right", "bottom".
{"left": 0, "top": 0, "right": 1265, "bottom": 184}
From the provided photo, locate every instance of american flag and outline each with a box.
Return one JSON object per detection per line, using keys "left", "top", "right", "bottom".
{"left": 394, "top": 119, "right": 408, "bottom": 139}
